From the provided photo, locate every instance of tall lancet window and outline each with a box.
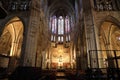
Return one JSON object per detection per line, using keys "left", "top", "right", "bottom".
{"left": 50, "top": 16, "right": 57, "bottom": 42}
{"left": 65, "top": 16, "right": 70, "bottom": 34}
{"left": 58, "top": 16, "right": 64, "bottom": 35}
{"left": 51, "top": 16, "right": 57, "bottom": 34}
{"left": 50, "top": 15, "right": 71, "bottom": 43}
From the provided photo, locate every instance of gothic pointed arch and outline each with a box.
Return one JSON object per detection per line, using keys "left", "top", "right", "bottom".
{"left": 99, "top": 16, "right": 120, "bottom": 68}
{"left": 98, "top": 15, "right": 120, "bottom": 31}
{"left": 99, "top": 16, "right": 120, "bottom": 49}
{"left": 0, "top": 16, "right": 24, "bottom": 69}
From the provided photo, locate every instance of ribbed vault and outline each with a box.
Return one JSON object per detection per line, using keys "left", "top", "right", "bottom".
{"left": 47, "top": 0, "right": 75, "bottom": 17}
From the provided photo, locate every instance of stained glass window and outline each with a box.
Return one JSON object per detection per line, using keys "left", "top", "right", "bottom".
{"left": 61, "top": 36, "right": 63, "bottom": 42}
{"left": 58, "top": 16, "right": 64, "bottom": 35}
{"left": 66, "top": 36, "right": 68, "bottom": 42}
{"left": 50, "top": 15, "right": 71, "bottom": 43}
{"left": 51, "top": 16, "right": 57, "bottom": 34}
{"left": 51, "top": 35, "right": 53, "bottom": 41}
{"left": 68, "top": 35, "right": 70, "bottom": 41}
{"left": 65, "top": 16, "right": 70, "bottom": 33}
{"left": 58, "top": 36, "right": 60, "bottom": 42}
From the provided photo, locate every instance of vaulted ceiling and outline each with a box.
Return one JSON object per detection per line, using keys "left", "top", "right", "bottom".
{"left": 47, "top": 0, "right": 75, "bottom": 17}
{"left": 0, "top": 0, "right": 75, "bottom": 18}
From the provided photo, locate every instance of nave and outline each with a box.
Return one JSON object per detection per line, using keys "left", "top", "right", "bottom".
{"left": 0, "top": 0, "right": 120, "bottom": 80}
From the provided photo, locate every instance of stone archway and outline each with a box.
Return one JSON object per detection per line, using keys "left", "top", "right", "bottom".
{"left": 99, "top": 19, "right": 120, "bottom": 68}
{"left": 0, "top": 17, "right": 24, "bottom": 71}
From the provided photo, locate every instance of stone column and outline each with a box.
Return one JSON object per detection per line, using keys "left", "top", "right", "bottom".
{"left": 42, "top": 51, "right": 46, "bottom": 69}
{"left": 69, "top": 45, "right": 72, "bottom": 68}
{"left": 36, "top": 49, "right": 42, "bottom": 68}
{"left": 83, "top": 0, "right": 98, "bottom": 68}
{"left": 23, "top": 0, "right": 41, "bottom": 67}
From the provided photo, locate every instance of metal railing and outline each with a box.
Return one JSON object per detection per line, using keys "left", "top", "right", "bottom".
{"left": 89, "top": 50, "right": 120, "bottom": 68}
{"left": 88, "top": 50, "right": 120, "bottom": 80}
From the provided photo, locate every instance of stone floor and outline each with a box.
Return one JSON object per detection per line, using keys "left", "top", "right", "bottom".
{"left": 1, "top": 71, "right": 69, "bottom": 80}
{"left": 0, "top": 68, "right": 120, "bottom": 80}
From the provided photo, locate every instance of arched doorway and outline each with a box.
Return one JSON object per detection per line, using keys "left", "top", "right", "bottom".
{"left": 0, "top": 17, "right": 24, "bottom": 71}
{"left": 99, "top": 20, "right": 120, "bottom": 68}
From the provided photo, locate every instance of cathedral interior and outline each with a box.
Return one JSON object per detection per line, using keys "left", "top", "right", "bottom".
{"left": 0, "top": 0, "right": 120, "bottom": 80}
